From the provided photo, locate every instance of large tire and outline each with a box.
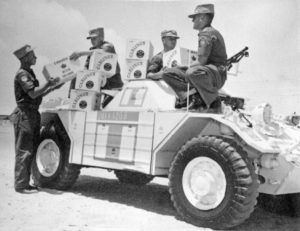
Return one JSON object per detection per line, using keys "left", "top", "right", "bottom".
{"left": 114, "top": 170, "right": 154, "bottom": 186}
{"left": 169, "top": 136, "right": 259, "bottom": 230}
{"left": 32, "top": 121, "right": 81, "bottom": 190}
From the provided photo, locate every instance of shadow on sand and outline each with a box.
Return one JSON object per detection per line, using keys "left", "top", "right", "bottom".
{"left": 53, "top": 174, "right": 300, "bottom": 231}
{"left": 71, "top": 175, "right": 176, "bottom": 217}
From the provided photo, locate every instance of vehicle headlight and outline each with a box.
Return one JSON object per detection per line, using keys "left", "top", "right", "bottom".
{"left": 251, "top": 103, "right": 272, "bottom": 125}
{"left": 263, "top": 104, "right": 272, "bottom": 124}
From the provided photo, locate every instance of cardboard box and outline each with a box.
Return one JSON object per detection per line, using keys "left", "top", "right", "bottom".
{"left": 126, "top": 39, "right": 154, "bottom": 60}
{"left": 125, "top": 59, "right": 148, "bottom": 79}
{"left": 69, "top": 89, "right": 101, "bottom": 111}
{"left": 75, "top": 70, "right": 108, "bottom": 93}
{"left": 43, "top": 57, "right": 81, "bottom": 85}
{"left": 88, "top": 49, "right": 118, "bottom": 77}
{"left": 189, "top": 50, "right": 198, "bottom": 67}
{"left": 163, "top": 47, "right": 198, "bottom": 68}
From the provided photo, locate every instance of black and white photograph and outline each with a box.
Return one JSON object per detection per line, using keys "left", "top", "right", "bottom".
{"left": 0, "top": 0, "right": 299, "bottom": 230}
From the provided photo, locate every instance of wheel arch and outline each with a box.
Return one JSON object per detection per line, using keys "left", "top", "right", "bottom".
{"left": 152, "top": 116, "right": 260, "bottom": 175}
{"left": 40, "top": 110, "right": 86, "bottom": 165}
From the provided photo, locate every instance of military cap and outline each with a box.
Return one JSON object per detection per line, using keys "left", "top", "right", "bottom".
{"left": 13, "top": 45, "right": 34, "bottom": 60}
{"left": 87, "top": 27, "right": 104, "bottom": 39}
{"left": 161, "top": 30, "right": 180, "bottom": 39}
{"left": 188, "top": 4, "right": 214, "bottom": 18}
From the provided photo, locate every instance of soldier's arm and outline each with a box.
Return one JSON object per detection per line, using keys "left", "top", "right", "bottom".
{"left": 70, "top": 43, "right": 116, "bottom": 60}
{"left": 70, "top": 51, "right": 93, "bottom": 60}
{"left": 27, "top": 78, "right": 59, "bottom": 99}
{"left": 102, "top": 43, "right": 116, "bottom": 54}
{"left": 197, "top": 34, "right": 212, "bottom": 65}
{"left": 17, "top": 72, "right": 59, "bottom": 99}
{"left": 147, "top": 71, "right": 163, "bottom": 80}
{"left": 146, "top": 53, "right": 163, "bottom": 79}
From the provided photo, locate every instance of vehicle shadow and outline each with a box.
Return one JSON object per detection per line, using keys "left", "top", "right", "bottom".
{"left": 69, "top": 174, "right": 300, "bottom": 231}
{"left": 71, "top": 174, "right": 177, "bottom": 217}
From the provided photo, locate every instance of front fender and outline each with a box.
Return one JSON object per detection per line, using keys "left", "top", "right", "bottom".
{"left": 41, "top": 109, "right": 86, "bottom": 164}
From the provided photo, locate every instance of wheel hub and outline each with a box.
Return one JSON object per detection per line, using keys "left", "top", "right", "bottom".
{"left": 36, "top": 139, "right": 60, "bottom": 177}
{"left": 182, "top": 156, "right": 226, "bottom": 210}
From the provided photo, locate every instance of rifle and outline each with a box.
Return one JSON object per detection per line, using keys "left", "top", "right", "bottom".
{"left": 226, "top": 47, "right": 249, "bottom": 71}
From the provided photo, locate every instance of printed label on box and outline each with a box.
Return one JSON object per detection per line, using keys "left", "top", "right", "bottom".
{"left": 70, "top": 89, "right": 101, "bottom": 111}
{"left": 163, "top": 47, "right": 198, "bottom": 68}
{"left": 75, "top": 70, "right": 108, "bottom": 92}
{"left": 189, "top": 50, "right": 198, "bottom": 66}
{"left": 125, "top": 59, "right": 148, "bottom": 79}
{"left": 88, "top": 49, "right": 118, "bottom": 77}
{"left": 43, "top": 57, "right": 81, "bottom": 84}
{"left": 126, "top": 39, "right": 154, "bottom": 60}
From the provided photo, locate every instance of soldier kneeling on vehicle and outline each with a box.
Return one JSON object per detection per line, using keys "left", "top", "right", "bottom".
{"left": 162, "top": 4, "right": 227, "bottom": 113}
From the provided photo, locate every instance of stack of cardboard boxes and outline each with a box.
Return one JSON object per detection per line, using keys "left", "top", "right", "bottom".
{"left": 43, "top": 49, "right": 118, "bottom": 110}
{"left": 125, "top": 39, "right": 154, "bottom": 80}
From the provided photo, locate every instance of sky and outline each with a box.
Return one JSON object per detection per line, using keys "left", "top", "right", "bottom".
{"left": 0, "top": 0, "right": 299, "bottom": 115}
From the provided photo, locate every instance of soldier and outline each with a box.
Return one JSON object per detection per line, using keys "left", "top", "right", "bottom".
{"left": 12, "top": 45, "right": 60, "bottom": 193}
{"left": 147, "top": 30, "right": 180, "bottom": 80}
{"left": 69, "top": 27, "right": 123, "bottom": 92}
{"left": 162, "top": 4, "right": 227, "bottom": 111}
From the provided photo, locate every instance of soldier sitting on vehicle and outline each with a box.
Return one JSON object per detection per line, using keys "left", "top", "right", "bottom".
{"left": 162, "top": 4, "right": 227, "bottom": 112}
{"left": 146, "top": 30, "right": 180, "bottom": 80}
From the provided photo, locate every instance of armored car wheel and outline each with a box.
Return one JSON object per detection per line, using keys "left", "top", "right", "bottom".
{"left": 169, "top": 136, "right": 258, "bottom": 230}
{"left": 114, "top": 170, "right": 154, "bottom": 186}
{"left": 32, "top": 122, "right": 81, "bottom": 190}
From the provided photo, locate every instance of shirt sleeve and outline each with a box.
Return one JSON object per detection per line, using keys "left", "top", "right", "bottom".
{"left": 198, "top": 33, "right": 214, "bottom": 58}
{"left": 16, "top": 71, "right": 35, "bottom": 93}
{"left": 147, "top": 53, "right": 163, "bottom": 73}
{"left": 102, "top": 43, "right": 116, "bottom": 54}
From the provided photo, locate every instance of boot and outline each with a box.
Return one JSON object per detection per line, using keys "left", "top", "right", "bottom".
{"left": 188, "top": 94, "right": 205, "bottom": 110}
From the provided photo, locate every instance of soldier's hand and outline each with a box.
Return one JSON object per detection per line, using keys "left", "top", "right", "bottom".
{"left": 177, "top": 65, "right": 189, "bottom": 71}
{"left": 70, "top": 52, "right": 81, "bottom": 60}
{"left": 48, "top": 77, "right": 60, "bottom": 86}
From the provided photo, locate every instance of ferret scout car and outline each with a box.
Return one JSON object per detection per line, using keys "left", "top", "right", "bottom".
{"left": 32, "top": 49, "right": 300, "bottom": 230}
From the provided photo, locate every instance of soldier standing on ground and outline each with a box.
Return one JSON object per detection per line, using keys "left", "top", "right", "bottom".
{"left": 12, "top": 45, "right": 61, "bottom": 193}
{"left": 147, "top": 30, "right": 180, "bottom": 80}
{"left": 162, "top": 4, "right": 227, "bottom": 111}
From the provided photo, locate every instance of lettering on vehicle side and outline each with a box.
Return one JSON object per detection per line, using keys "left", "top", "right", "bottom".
{"left": 95, "top": 55, "right": 113, "bottom": 70}
{"left": 72, "top": 92, "right": 89, "bottom": 108}
{"left": 127, "top": 61, "right": 143, "bottom": 78}
{"left": 97, "top": 111, "right": 139, "bottom": 121}
{"left": 78, "top": 71, "right": 96, "bottom": 88}
{"left": 129, "top": 41, "right": 146, "bottom": 58}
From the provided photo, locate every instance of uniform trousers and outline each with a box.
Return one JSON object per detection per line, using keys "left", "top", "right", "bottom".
{"left": 162, "top": 64, "right": 226, "bottom": 107}
{"left": 13, "top": 107, "right": 40, "bottom": 190}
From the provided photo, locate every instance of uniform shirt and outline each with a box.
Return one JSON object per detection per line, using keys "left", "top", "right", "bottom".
{"left": 198, "top": 26, "right": 227, "bottom": 66}
{"left": 14, "top": 67, "right": 42, "bottom": 108}
{"left": 147, "top": 52, "right": 163, "bottom": 74}
{"left": 85, "top": 41, "right": 123, "bottom": 90}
